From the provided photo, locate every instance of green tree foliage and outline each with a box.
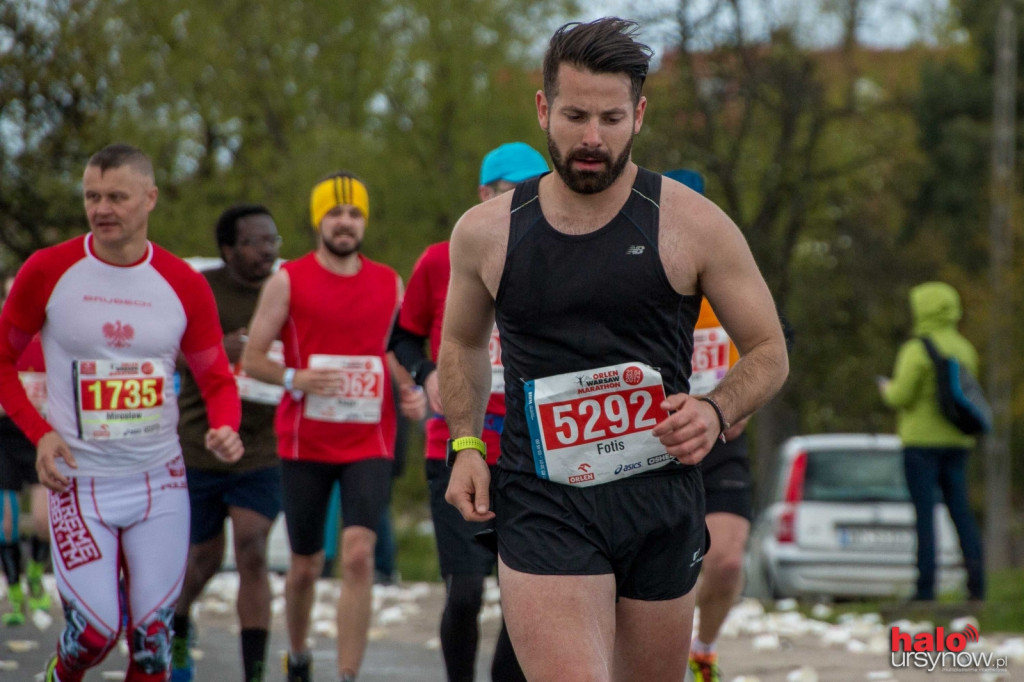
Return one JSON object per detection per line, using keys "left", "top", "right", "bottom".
{"left": 0, "top": 0, "right": 574, "bottom": 274}
{"left": 637, "top": 2, "right": 930, "bottom": 473}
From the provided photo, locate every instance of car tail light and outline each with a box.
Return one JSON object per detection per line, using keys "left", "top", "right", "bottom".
{"left": 784, "top": 450, "right": 807, "bottom": 504}
{"left": 777, "top": 505, "right": 796, "bottom": 543}
{"left": 776, "top": 450, "right": 808, "bottom": 544}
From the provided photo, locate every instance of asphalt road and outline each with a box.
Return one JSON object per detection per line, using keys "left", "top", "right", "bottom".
{"left": 2, "top": 574, "right": 1020, "bottom": 681}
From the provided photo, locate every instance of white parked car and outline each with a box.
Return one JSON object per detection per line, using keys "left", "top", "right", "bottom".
{"left": 745, "top": 433, "right": 965, "bottom": 600}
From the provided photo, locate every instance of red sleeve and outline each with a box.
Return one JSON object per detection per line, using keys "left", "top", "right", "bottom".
{"left": 398, "top": 244, "right": 441, "bottom": 336}
{"left": 0, "top": 318, "right": 51, "bottom": 443}
{"left": 183, "top": 343, "right": 241, "bottom": 430}
{"left": 0, "top": 245, "right": 78, "bottom": 444}
{"left": 152, "top": 246, "right": 240, "bottom": 430}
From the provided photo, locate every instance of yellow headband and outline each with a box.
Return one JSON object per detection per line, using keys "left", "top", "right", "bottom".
{"left": 309, "top": 176, "right": 370, "bottom": 230}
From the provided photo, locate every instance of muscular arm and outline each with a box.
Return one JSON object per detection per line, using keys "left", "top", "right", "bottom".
{"left": 242, "top": 269, "right": 291, "bottom": 386}
{"left": 654, "top": 184, "right": 789, "bottom": 460}
{"left": 438, "top": 202, "right": 509, "bottom": 520}
{"left": 438, "top": 225, "right": 495, "bottom": 445}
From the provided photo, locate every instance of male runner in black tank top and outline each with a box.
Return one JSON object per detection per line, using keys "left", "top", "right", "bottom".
{"left": 438, "top": 18, "right": 789, "bottom": 682}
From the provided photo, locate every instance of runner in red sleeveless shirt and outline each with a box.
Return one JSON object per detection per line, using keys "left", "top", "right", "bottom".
{"left": 390, "top": 142, "right": 547, "bottom": 682}
{"left": 242, "top": 170, "right": 424, "bottom": 682}
{"left": 0, "top": 144, "right": 242, "bottom": 682}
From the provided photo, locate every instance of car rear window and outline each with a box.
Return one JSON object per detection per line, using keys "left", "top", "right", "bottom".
{"left": 802, "top": 448, "right": 910, "bottom": 503}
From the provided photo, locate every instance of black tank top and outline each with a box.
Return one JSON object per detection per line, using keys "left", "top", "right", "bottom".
{"left": 495, "top": 167, "right": 702, "bottom": 474}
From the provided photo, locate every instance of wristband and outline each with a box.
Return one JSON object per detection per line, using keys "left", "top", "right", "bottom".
{"left": 698, "top": 396, "right": 730, "bottom": 444}
{"left": 283, "top": 368, "right": 297, "bottom": 391}
{"left": 446, "top": 436, "right": 487, "bottom": 467}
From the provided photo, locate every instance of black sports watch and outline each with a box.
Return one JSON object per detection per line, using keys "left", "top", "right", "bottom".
{"left": 445, "top": 436, "right": 487, "bottom": 467}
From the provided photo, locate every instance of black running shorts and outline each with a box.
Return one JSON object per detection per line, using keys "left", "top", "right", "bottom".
{"left": 280, "top": 458, "right": 392, "bottom": 556}
{"left": 0, "top": 418, "right": 38, "bottom": 490}
{"left": 493, "top": 465, "right": 707, "bottom": 601}
{"left": 700, "top": 432, "right": 753, "bottom": 521}
{"left": 425, "top": 459, "right": 497, "bottom": 576}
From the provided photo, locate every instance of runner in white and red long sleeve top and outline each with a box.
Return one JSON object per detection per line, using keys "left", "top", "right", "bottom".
{"left": 0, "top": 144, "right": 242, "bottom": 682}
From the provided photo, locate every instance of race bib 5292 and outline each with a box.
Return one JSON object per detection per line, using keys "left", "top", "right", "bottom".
{"left": 524, "top": 362, "right": 674, "bottom": 487}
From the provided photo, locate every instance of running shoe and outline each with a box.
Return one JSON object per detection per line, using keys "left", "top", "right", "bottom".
{"left": 27, "top": 560, "right": 51, "bottom": 612}
{"left": 688, "top": 651, "right": 722, "bottom": 682}
{"left": 283, "top": 652, "right": 313, "bottom": 682}
{"left": 2, "top": 582, "right": 25, "bottom": 626}
{"left": 169, "top": 625, "right": 195, "bottom": 682}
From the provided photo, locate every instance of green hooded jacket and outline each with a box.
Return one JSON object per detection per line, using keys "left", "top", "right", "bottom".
{"left": 881, "top": 282, "right": 978, "bottom": 448}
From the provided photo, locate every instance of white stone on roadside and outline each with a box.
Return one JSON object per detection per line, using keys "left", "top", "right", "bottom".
{"left": 425, "top": 636, "right": 441, "bottom": 650}
{"left": 102, "top": 672, "right": 123, "bottom": 680}
{"left": 950, "top": 615, "right": 980, "bottom": 633}
{"left": 752, "top": 633, "right": 781, "bottom": 651}
{"left": 732, "top": 677, "right": 762, "bottom": 682}
{"left": 775, "top": 598, "right": 798, "bottom": 611}
{"left": 846, "top": 639, "right": 867, "bottom": 653}
{"left": 995, "top": 637, "right": 1024, "bottom": 662}
{"left": 6, "top": 639, "right": 38, "bottom": 653}
{"left": 786, "top": 666, "right": 818, "bottom": 682}
{"left": 483, "top": 579, "right": 501, "bottom": 605}
{"left": 821, "top": 625, "right": 850, "bottom": 647}
{"left": 31, "top": 608, "right": 53, "bottom": 630}
{"left": 478, "top": 603, "right": 502, "bottom": 623}
{"left": 376, "top": 605, "right": 407, "bottom": 626}
{"left": 118, "top": 639, "right": 129, "bottom": 656}
{"left": 865, "top": 671, "right": 893, "bottom": 680}
{"left": 312, "top": 618, "right": 337, "bottom": 638}
{"left": 311, "top": 601, "right": 336, "bottom": 621}
{"left": 866, "top": 634, "right": 890, "bottom": 654}
{"left": 811, "top": 603, "right": 832, "bottom": 619}
{"left": 0, "top": 660, "right": 18, "bottom": 671}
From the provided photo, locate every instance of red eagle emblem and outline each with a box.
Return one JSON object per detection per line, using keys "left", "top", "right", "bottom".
{"left": 102, "top": 321, "right": 135, "bottom": 348}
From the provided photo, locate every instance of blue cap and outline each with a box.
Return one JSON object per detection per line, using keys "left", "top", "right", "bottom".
{"left": 479, "top": 142, "right": 549, "bottom": 186}
{"left": 663, "top": 169, "right": 705, "bottom": 195}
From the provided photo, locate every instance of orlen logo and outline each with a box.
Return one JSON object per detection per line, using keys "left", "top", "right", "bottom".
{"left": 141, "top": 361, "right": 155, "bottom": 375}
{"left": 891, "top": 623, "right": 1007, "bottom": 673}
{"left": 568, "top": 462, "right": 595, "bottom": 485}
{"left": 622, "top": 366, "right": 644, "bottom": 386}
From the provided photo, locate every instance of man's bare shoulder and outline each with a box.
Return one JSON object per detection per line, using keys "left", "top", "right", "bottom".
{"left": 658, "top": 176, "right": 750, "bottom": 294}
{"left": 451, "top": 191, "right": 514, "bottom": 246}
{"left": 449, "top": 191, "right": 515, "bottom": 295}
{"left": 659, "top": 176, "right": 737, "bottom": 241}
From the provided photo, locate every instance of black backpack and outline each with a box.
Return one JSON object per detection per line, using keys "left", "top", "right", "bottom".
{"left": 919, "top": 337, "right": 992, "bottom": 435}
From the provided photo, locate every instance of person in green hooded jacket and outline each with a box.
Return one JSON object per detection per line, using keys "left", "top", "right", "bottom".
{"left": 877, "top": 281, "right": 984, "bottom": 601}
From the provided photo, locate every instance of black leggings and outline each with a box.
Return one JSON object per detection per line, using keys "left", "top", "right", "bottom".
{"left": 440, "top": 574, "right": 525, "bottom": 682}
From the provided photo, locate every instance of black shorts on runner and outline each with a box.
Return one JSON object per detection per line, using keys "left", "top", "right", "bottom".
{"left": 425, "top": 459, "right": 496, "bottom": 577}
{"left": 493, "top": 465, "right": 708, "bottom": 601}
{"left": 281, "top": 458, "right": 392, "bottom": 556}
{"left": 700, "top": 432, "right": 753, "bottom": 521}
{"left": 0, "top": 417, "right": 38, "bottom": 490}
{"left": 186, "top": 464, "right": 283, "bottom": 545}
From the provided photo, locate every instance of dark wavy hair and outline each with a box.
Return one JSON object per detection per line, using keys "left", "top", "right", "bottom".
{"left": 542, "top": 18, "right": 653, "bottom": 105}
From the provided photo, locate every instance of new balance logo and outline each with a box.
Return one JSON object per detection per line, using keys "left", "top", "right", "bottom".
{"left": 626, "top": 245, "right": 645, "bottom": 255}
